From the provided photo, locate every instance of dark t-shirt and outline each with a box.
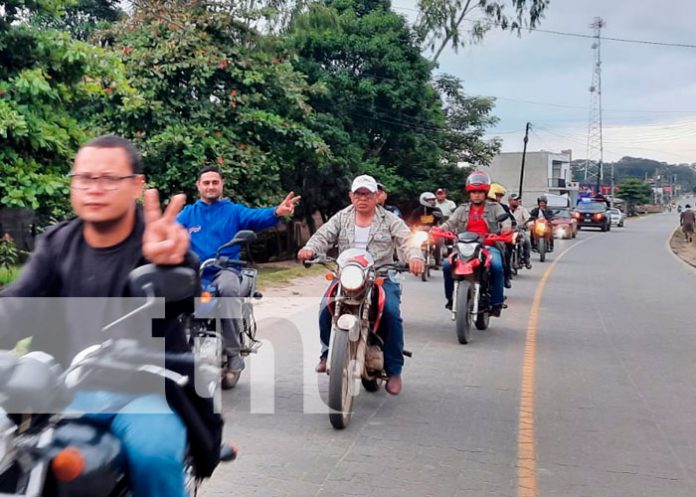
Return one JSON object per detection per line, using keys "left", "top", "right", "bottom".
{"left": 0, "top": 208, "right": 192, "bottom": 363}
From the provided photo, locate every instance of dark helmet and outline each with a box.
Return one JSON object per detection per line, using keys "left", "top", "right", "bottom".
{"left": 537, "top": 195, "right": 548, "bottom": 204}
{"left": 686, "top": 204, "right": 692, "bottom": 208}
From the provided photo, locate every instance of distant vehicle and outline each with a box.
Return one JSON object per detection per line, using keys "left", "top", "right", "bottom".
{"left": 608, "top": 208, "right": 625, "bottom": 227}
{"left": 551, "top": 208, "right": 578, "bottom": 239}
{"left": 573, "top": 202, "right": 611, "bottom": 231}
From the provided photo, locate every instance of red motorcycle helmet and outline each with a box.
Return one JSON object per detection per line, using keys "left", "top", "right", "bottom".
{"left": 465, "top": 170, "right": 492, "bottom": 193}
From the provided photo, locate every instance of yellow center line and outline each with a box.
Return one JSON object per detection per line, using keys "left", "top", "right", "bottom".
{"left": 517, "top": 237, "right": 594, "bottom": 497}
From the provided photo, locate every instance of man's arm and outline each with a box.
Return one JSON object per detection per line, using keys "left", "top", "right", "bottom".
{"left": 302, "top": 211, "right": 343, "bottom": 256}
{"left": 391, "top": 217, "right": 424, "bottom": 262}
{"left": 440, "top": 205, "right": 465, "bottom": 233}
{"left": 237, "top": 205, "right": 279, "bottom": 232}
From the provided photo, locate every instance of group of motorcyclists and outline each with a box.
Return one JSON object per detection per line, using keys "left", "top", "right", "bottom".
{"left": 0, "top": 134, "right": 563, "bottom": 495}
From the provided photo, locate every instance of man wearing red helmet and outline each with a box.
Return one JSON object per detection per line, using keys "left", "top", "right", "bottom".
{"left": 439, "top": 171, "right": 512, "bottom": 316}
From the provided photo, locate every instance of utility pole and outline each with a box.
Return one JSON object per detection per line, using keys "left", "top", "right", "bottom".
{"left": 518, "top": 122, "right": 531, "bottom": 199}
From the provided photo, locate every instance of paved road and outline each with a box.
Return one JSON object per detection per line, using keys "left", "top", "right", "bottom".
{"left": 202, "top": 211, "right": 696, "bottom": 497}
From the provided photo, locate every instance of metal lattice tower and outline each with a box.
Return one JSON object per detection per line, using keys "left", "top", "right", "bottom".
{"left": 583, "top": 17, "right": 605, "bottom": 191}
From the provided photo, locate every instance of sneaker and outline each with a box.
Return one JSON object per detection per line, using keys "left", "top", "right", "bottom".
{"left": 315, "top": 357, "right": 327, "bottom": 373}
{"left": 226, "top": 354, "right": 245, "bottom": 372}
{"left": 525, "top": 261, "right": 532, "bottom": 270}
{"left": 490, "top": 304, "right": 503, "bottom": 317}
{"left": 504, "top": 278, "right": 512, "bottom": 289}
{"left": 445, "top": 299, "right": 453, "bottom": 310}
{"left": 385, "top": 375, "right": 402, "bottom": 395}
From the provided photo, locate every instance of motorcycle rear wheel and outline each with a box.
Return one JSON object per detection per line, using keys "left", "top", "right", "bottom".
{"left": 455, "top": 281, "right": 472, "bottom": 344}
{"left": 329, "top": 331, "right": 355, "bottom": 429}
{"left": 361, "top": 377, "right": 380, "bottom": 392}
{"left": 475, "top": 310, "right": 490, "bottom": 330}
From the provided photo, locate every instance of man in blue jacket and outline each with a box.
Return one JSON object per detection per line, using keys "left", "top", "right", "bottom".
{"left": 177, "top": 166, "right": 300, "bottom": 373}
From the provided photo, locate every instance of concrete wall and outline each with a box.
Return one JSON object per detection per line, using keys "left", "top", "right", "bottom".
{"left": 488, "top": 151, "right": 571, "bottom": 209}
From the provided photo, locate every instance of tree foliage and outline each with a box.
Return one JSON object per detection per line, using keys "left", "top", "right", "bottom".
{"left": 0, "top": 0, "right": 127, "bottom": 218}
{"left": 617, "top": 178, "right": 652, "bottom": 214}
{"left": 100, "top": 0, "right": 328, "bottom": 206}
{"left": 415, "top": 0, "right": 550, "bottom": 62}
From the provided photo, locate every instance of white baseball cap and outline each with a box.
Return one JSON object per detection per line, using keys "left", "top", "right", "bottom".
{"left": 351, "top": 174, "right": 378, "bottom": 193}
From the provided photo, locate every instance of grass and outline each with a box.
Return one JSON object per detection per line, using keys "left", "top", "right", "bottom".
{"left": 0, "top": 266, "right": 20, "bottom": 288}
{"left": 256, "top": 263, "right": 326, "bottom": 290}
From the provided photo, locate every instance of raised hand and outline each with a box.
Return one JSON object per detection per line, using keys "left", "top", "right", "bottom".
{"left": 275, "top": 191, "right": 302, "bottom": 218}
{"left": 142, "top": 189, "right": 189, "bottom": 265}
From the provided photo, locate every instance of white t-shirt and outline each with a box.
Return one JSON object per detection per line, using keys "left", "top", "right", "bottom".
{"left": 436, "top": 199, "right": 457, "bottom": 217}
{"left": 354, "top": 225, "right": 371, "bottom": 250}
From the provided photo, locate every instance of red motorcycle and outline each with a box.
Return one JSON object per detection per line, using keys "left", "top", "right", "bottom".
{"left": 305, "top": 249, "right": 409, "bottom": 429}
{"left": 432, "top": 228, "right": 512, "bottom": 344}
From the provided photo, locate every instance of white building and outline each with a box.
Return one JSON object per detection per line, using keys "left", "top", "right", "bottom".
{"left": 487, "top": 150, "right": 578, "bottom": 207}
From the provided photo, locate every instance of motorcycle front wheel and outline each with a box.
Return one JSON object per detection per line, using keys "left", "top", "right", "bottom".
{"left": 538, "top": 238, "right": 546, "bottom": 263}
{"left": 421, "top": 247, "right": 430, "bottom": 281}
{"left": 328, "top": 331, "right": 355, "bottom": 429}
{"left": 455, "top": 281, "right": 472, "bottom": 344}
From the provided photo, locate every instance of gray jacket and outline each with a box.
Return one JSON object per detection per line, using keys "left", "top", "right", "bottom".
{"left": 440, "top": 200, "right": 511, "bottom": 235}
{"left": 303, "top": 205, "right": 423, "bottom": 267}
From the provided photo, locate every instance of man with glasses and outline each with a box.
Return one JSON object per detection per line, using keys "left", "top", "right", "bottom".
{"left": 0, "top": 134, "right": 219, "bottom": 497}
{"left": 176, "top": 166, "right": 300, "bottom": 375}
{"left": 297, "top": 175, "right": 424, "bottom": 395}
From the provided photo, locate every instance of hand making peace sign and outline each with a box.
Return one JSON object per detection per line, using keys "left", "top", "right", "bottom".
{"left": 275, "top": 191, "right": 302, "bottom": 218}
{"left": 142, "top": 189, "right": 189, "bottom": 265}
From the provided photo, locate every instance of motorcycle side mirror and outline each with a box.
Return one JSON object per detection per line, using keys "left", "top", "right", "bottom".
{"left": 216, "top": 230, "right": 258, "bottom": 253}
{"left": 128, "top": 264, "right": 199, "bottom": 302}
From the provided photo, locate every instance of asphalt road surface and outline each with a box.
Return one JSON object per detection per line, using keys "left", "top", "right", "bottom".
{"left": 202, "top": 211, "right": 696, "bottom": 497}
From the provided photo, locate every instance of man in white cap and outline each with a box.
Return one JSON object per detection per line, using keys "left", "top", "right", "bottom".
{"left": 297, "top": 174, "right": 424, "bottom": 395}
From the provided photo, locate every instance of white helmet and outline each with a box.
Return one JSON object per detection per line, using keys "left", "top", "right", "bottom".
{"left": 419, "top": 192, "right": 436, "bottom": 207}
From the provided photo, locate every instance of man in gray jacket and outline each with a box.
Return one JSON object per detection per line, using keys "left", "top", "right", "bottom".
{"left": 298, "top": 175, "right": 424, "bottom": 395}
{"left": 439, "top": 171, "right": 511, "bottom": 316}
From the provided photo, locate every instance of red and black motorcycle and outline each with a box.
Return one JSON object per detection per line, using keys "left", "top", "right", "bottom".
{"left": 432, "top": 228, "right": 512, "bottom": 344}
{"left": 305, "top": 249, "right": 409, "bottom": 429}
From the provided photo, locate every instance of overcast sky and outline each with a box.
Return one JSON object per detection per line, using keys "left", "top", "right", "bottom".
{"left": 392, "top": 0, "right": 696, "bottom": 164}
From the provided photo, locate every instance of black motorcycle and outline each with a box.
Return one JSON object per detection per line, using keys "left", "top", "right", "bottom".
{"left": 0, "top": 266, "right": 234, "bottom": 497}
{"left": 188, "top": 230, "right": 262, "bottom": 389}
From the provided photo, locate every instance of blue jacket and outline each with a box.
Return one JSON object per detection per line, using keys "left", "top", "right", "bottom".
{"left": 177, "top": 199, "right": 278, "bottom": 266}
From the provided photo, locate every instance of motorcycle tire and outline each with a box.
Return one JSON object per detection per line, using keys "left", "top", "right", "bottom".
{"left": 455, "top": 281, "right": 472, "bottom": 344}
{"left": 475, "top": 310, "right": 490, "bottom": 330}
{"left": 328, "top": 330, "right": 355, "bottom": 429}
{"left": 221, "top": 368, "right": 241, "bottom": 390}
{"left": 421, "top": 250, "right": 430, "bottom": 281}
{"left": 361, "top": 377, "right": 380, "bottom": 392}
{"left": 538, "top": 238, "right": 546, "bottom": 263}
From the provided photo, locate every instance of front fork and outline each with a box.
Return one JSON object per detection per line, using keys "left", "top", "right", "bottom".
{"left": 451, "top": 279, "right": 480, "bottom": 320}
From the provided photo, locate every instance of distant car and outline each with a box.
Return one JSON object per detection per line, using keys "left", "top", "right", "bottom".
{"left": 608, "top": 208, "right": 625, "bottom": 227}
{"left": 573, "top": 202, "right": 611, "bottom": 231}
{"left": 551, "top": 208, "right": 578, "bottom": 239}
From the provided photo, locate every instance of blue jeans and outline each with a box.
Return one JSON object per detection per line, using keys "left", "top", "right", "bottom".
{"left": 443, "top": 246, "right": 505, "bottom": 306}
{"left": 68, "top": 391, "right": 187, "bottom": 497}
{"left": 319, "top": 279, "right": 404, "bottom": 376}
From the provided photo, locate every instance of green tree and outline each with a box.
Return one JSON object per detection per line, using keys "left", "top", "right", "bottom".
{"left": 617, "top": 178, "right": 652, "bottom": 215}
{"left": 100, "top": 0, "right": 328, "bottom": 206}
{"left": 0, "top": 0, "right": 128, "bottom": 219}
{"left": 285, "top": 0, "right": 499, "bottom": 219}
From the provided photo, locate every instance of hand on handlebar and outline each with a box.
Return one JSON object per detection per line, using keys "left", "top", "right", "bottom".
{"left": 297, "top": 247, "right": 315, "bottom": 261}
{"left": 409, "top": 258, "right": 425, "bottom": 276}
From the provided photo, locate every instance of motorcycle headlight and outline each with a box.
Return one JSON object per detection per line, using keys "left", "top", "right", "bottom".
{"left": 457, "top": 242, "right": 477, "bottom": 258}
{"left": 413, "top": 231, "right": 429, "bottom": 245}
{"left": 340, "top": 264, "right": 366, "bottom": 291}
{"left": 535, "top": 222, "right": 547, "bottom": 236}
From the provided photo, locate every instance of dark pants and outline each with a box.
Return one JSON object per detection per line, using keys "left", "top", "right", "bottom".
{"left": 319, "top": 280, "right": 404, "bottom": 376}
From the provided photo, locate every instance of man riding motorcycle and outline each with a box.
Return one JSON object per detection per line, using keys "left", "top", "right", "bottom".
{"left": 377, "top": 182, "right": 402, "bottom": 218}
{"left": 508, "top": 194, "right": 533, "bottom": 269}
{"left": 487, "top": 183, "right": 515, "bottom": 288}
{"left": 297, "top": 175, "right": 424, "bottom": 396}
{"left": 529, "top": 195, "right": 555, "bottom": 252}
{"left": 408, "top": 192, "right": 444, "bottom": 268}
{"left": 440, "top": 171, "right": 511, "bottom": 316}
{"left": 177, "top": 166, "right": 300, "bottom": 374}
{"left": 0, "top": 135, "right": 227, "bottom": 497}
